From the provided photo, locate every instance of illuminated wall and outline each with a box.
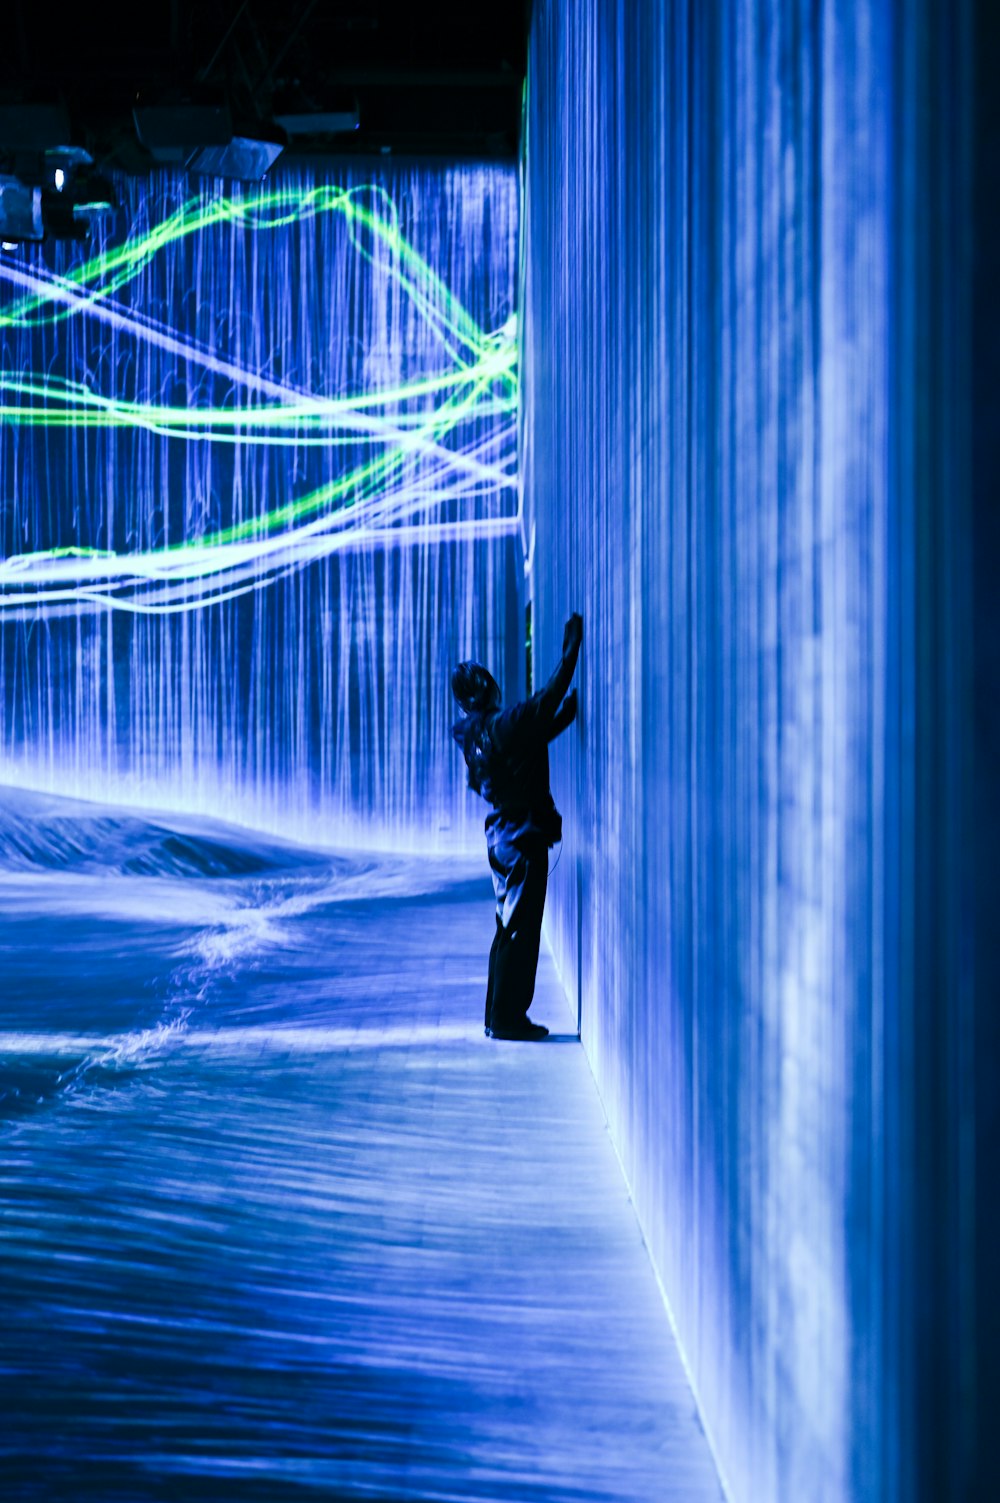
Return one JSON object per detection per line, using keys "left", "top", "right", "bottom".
{"left": 524, "top": 2, "right": 992, "bottom": 1501}
{"left": 0, "top": 166, "right": 519, "bottom": 849}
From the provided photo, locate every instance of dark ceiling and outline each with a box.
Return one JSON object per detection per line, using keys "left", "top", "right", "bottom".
{"left": 1, "top": 1, "right": 529, "bottom": 171}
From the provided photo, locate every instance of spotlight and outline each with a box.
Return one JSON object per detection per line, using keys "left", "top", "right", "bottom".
{"left": 132, "top": 98, "right": 284, "bottom": 182}
{"left": 45, "top": 145, "right": 94, "bottom": 178}
{"left": 0, "top": 176, "right": 43, "bottom": 244}
{"left": 42, "top": 170, "right": 118, "bottom": 241}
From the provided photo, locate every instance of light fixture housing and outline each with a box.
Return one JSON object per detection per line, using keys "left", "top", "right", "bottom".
{"left": 272, "top": 88, "right": 360, "bottom": 138}
{"left": 133, "top": 102, "right": 233, "bottom": 165}
{"left": 0, "top": 176, "right": 44, "bottom": 243}
{"left": 274, "top": 109, "right": 359, "bottom": 137}
{"left": 187, "top": 134, "right": 285, "bottom": 183}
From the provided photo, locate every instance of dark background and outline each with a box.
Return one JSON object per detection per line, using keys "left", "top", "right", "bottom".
{"left": 0, "top": 1, "right": 529, "bottom": 165}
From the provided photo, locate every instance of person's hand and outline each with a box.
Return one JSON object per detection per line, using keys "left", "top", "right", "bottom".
{"left": 562, "top": 612, "right": 583, "bottom": 654}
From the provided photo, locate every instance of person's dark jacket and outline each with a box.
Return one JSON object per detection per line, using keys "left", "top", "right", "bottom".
{"left": 452, "top": 620, "right": 582, "bottom": 847}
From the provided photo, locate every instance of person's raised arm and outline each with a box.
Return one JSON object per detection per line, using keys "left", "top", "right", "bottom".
{"left": 547, "top": 688, "right": 577, "bottom": 741}
{"left": 535, "top": 612, "right": 583, "bottom": 724}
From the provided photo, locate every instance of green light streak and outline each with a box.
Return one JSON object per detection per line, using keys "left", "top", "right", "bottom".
{"left": 0, "top": 185, "right": 498, "bottom": 366}
{"left": 0, "top": 336, "right": 515, "bottom": 442}
{"left": 0, "top": 181, "right": 519, "bottom": 615}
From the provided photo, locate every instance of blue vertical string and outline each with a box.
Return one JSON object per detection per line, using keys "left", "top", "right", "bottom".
{"left": 0, "top": 164, "right": 519, "bottom": 852}
{"left": 523, "top": 1, "right": 977, "bottom": 1499}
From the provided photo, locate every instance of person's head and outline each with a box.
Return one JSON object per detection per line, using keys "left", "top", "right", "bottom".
{"left": 451, "top": 661, "right": 501, "bottom": 714}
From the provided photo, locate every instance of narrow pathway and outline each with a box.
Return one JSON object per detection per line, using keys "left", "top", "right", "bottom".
{"left": 1, "top": 818, "right": 723, "bottom": 1501}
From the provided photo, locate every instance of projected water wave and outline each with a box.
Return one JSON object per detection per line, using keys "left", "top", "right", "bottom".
{"left": 0, "top": 168, "right": 519, "bottom": 845}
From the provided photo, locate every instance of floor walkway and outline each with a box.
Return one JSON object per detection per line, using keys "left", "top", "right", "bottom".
{"left": 1, "top": 803, "right": 724, "bottom": 1501}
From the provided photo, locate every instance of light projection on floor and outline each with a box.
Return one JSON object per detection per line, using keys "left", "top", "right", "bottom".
{"left": 0, "top": 169, "right": 519, "bottom": 844}
{"left": 0, "top": 783, "right": 721, "bottom": 1503}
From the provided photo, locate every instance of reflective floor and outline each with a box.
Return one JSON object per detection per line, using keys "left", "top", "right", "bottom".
{"left": 0, "top": 789, "right": 723, "bottom": 1502}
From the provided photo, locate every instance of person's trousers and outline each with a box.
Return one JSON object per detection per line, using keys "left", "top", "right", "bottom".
{"left": 484, "top": 832, "right": 548, "bottom": 1031}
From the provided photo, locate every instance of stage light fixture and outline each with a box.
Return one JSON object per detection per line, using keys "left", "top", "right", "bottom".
{"left": 132, "top": 99, "right": 283, "bottom": 182}
{"left": 45, "top": 145, "right": 95, "bottom": 176}
{"left": 34, "top": 168, "right": 119, "bottom": 243}
{"left": 0, "top": 176, "right": 43, "bottom": 243}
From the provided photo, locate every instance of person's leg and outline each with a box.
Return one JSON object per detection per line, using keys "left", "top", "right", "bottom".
{"left": 486, "top": 837, "right": 513, "bottom": 1033}
{"left": 485, "top": 915, "right": 503, "bottom": 1031}
{"left": 514, "top": 850, "right": 548, "bottom": 1012}
{"left": 489, "top": 842, "right": 548, "bottom": 1031}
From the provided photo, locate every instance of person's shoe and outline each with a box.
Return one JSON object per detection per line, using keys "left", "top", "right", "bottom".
{"left": 485, "top": 1018, "right": 549, "bottom": 1041}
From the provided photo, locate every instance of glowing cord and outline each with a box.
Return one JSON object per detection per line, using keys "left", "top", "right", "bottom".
{"left": 0, "top": 181, "right": 519, "bottom": 617}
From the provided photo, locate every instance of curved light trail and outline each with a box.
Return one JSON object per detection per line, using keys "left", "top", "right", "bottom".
{"left": 0, "top": 182, "right": 518, "bottom": 617}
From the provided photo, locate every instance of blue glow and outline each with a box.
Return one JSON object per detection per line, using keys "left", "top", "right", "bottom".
{"left": 524, "top": 2, "right": 977, "bottom": 1502}
{"left": 0, "top": 167, "right": 520, "bottom": 848}
{"left": 0, "top": 785, "right": 723, "bottom": 1501}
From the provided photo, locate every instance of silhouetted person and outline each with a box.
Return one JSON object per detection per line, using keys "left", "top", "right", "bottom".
{"left": 451, "top": 612, "right": 583, "bottom": 1040}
